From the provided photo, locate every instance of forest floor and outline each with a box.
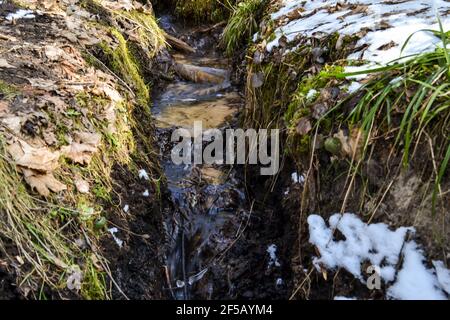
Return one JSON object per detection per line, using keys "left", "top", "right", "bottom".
{"left": 0, "top": 0, "right": 449, "bottom": 300}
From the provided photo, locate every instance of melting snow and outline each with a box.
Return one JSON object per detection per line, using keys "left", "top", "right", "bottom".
{"left": 266, "top": 0, "right": 450, "bottom": 75}
{"left": 307, "top": 213, "right": 449, "bottom": 300}
{"left": 123, "top": 204, "right": 129, "bottom": 213}
{"left": 108, "top": 227, "right": 123, "bottom": 248}
{"left": 433, "top": 261, "right": 450, "bottom": 295}
{"left": 267, "top": 244, "right": 281, "bottom": 268}
{"left": 6, "top": 9, "right": 36, "bottom": 21}
{"left": 143, "top": 189, "right": 149, "bottom": 197}
{"left": 306, "top": 88, "right": 318, "bottom": 100}
{"left": 291, "top": 172, "right": 305, "bottom": 184}
{"left": 138, "top": 169, "right": 149, "bottom": 180}
{"left": 334, "top": 296, "right": 357, "bottom": 300}
{"left": 387, "top": 242, "right": 447, "bottom": 300}
{"left": 347, "top": 81, "right": 362, "bottom": 93}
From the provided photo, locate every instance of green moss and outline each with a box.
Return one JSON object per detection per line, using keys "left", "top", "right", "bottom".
{"left": 81, "top": 257, "right": 107, "bottom": 300}
{"left": 285, "top": 64, "right": 343, "bottom": 126}
{"left": 79, "top": 0, "right": 113, "bottom": 25}
{"left": 120, "top": 10, "right": 166, "bottom": 57}
{"left": 92, "top": 182, "right": 112, "bottom": 202}
{"left": 98, "top": 29, "right": 150, "bottom": 107}
{"left": 0, "top": 80, "right": 19, "bottom": 100}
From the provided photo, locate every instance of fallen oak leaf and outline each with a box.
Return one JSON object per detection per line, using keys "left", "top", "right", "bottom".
{"left": 74, "top": 178, "right": 89, "bottom": 194}
{"left": 7, "top": 139, "right": 60, "bottom": 172}
{"left": 334, "top": 128, "right": 364, "bottom": 160}
{"left": 61, "top": 131, "right": 101, "bottom": 165}
{"left": 0, "top": 58, "right": 15, "bottom": 69}
{"left": 22, "top": 168, "right": 67, "bottom": 197}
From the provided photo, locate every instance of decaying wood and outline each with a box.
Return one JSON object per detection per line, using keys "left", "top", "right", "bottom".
{"left": 173, "top": 62, "right": 229, "bottom": 84}
{"left": 196, "top": 21, "right": 227, "bottom": 33}
{"left": 164, "top": 32, "right": 196, "bottom": 54}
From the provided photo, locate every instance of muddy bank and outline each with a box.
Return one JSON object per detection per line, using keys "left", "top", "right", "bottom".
{"left": 0, "top": 0, "right": 168, "bottom": 299}
{"left": 239, "top": 0, "right": 450, "bottom": 300}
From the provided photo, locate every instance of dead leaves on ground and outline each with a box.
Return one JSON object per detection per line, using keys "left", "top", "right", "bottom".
{"left": 6, "top": 139, "right": 65, "bottom": 197}
{"left": 7, "top": 139, "right": 60, "bottom": 172}
{"left": 22, "top": 168, "right": 67, "bottom": 197}
{"left": 334, "top": 127, "right": 364, "bottom": 160}
{"left": 61, "top": 131, "right": 101, "bottom": 165}
{"left": 0, "top": 0, "right": 135, "bottom": 198}
{"left": 4, "top": 130, "right": 101, "bottom": 196}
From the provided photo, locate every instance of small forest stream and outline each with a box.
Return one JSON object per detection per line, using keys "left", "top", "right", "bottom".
{"left": 154, "top": 15, "right": 251, "bottom": 299}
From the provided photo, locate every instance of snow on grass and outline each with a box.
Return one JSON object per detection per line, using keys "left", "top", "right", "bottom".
{"left": 266, "top": 0, "right": 450, "bottom": 75}
{"left": 306, "top": 88, "right": 318, "bottom": 100}
{"left": 334, "top": 296, "right": 357, "bottom": 300}
{"left": 308, "top": 213, "right": 411, "bottom": 280}
{"left": 6, "top": 9, "right": 36, "bottom": 21}
{"left": 347, "top": 81, "right": 362, "bottom": 93}
{"left": 307, "top": 213, "right": 449, "bottom": 300}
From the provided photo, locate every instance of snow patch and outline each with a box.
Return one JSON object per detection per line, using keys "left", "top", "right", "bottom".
{"left": 387, "top": 242, "right": 446, "bottom": 300}
{"left": 433, "top": 261, "right": 450, "bottom": 295}
{"left": 307, "top": 213, "right": 449, "bottom": 300}
{"left": 347, "top": 81, "right": 362, "bottom": 93}
{"left": 267, "top": 244, "right": 281, "bottom": 268}
{"left": 108, "top": 227, "right": 123, "bottom": 248}
{"left": 6, "top": 9, "right": 35, "bottom": 21}
{"left": 138, "top": 169, "right": 149, "bottom": 180}
{"left": 334, "top": 296, "right": 357, "bottom": 300}
{"left": 291, "top": 172, "right": 305, "bottom": 184}
{"left": 306, "top": 89, "right": 318, "bottom": 100}
{"left": 266, "top": 0, "right": 450, "bottom": 75}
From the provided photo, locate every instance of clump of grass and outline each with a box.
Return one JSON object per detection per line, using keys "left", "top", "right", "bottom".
{"left": 175, "top": 0, "right": 230, "bottom": 23}
{"left": 322, "top": 25, "right": 450, "bottom": 214}
{"left": 116, "top": 10, "right": 166, "bottom": 59}
{"left": 222, "top": 0, "right": 265, "bottom": 56}
{"left": 0, "top": 138, "right": 75, "bottom": 295}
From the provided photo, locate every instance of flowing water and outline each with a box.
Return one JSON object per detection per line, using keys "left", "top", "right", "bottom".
{"left": 154, "top": 16, "right": 249, "bottom": 299}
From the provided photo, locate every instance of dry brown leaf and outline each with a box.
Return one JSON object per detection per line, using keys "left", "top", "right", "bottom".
{"left": 0, "top": 58, "right": 15, "bottom": 69}
{"left": 42, "top": 129, "right": 57, "bottom": 146}
{"left": 22, "top": 168, "right": 67, "bottom": 197}
{"left": 28, "top": 78, "right": 58, "bottom": 91}
{"left": 8, "top": 140, "right": 60, "bottom": 172}
{"left": 335, "top": 128, "right": 364, "bottom": 160}
{"left": 62, "top": 131, "right": 101, "bottom": 165}
{"left": 74, "top": 178, "right": 89, "bottom": 194}
{"left": 295, "top": 117, "right": 312, "bottom": 136}
{"left": 1, "top": 116, "right": 22, "bottom": 134}
{"left": 101, "top": 84, "right": 122, "bottom": 102}
{"left": 44, "top": 45, "right": 65, "bottom": 62}
{"left": 0, "top": 101, "right": 9, "bottom": 114}
{"left": 101, "top": 0, "right": 134, "bottom": 11}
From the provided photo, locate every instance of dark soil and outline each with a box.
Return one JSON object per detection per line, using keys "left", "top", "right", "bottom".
{"left": 101, "top": 162, "right": 167, "bottom": 300}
